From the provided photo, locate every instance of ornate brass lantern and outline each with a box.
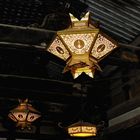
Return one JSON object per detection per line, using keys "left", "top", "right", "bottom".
{"left": 8, "top": 99, "right": 41, "bottom": 130}
{"left": 47, "top": 12, "right": 118, "bottom": 79}
{"left": 68, "top": 120, "right": 97, "bottom": 137}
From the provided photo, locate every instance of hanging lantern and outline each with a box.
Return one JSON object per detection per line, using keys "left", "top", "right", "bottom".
{"left": 47, "top": 12, "right": 118, "bottom": 79}
{"left": 67, "top": 120, "right": 97, "bottom": 137}
{"left": 8, "top": 99, "right": 41, "bottom": 130}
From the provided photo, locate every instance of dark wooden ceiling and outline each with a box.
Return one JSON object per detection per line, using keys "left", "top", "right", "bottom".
{"left": 0, "top": 0, "right": 140, "bottom": 139}
{"left": 83, "top": 0, "right": 140, "bottom": 43}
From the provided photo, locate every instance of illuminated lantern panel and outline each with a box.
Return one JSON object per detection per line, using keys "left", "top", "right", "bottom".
{"left": 47, "top": 36, "right": 70, "bottom": 61}
{"left": 47, "top": 12, "right": 118, "bottom": 79}
{"left": 91, "top": 33, "right": 118, "bottom": 60}
{"left": 8, "top": 99, "right": 41, "bottom": 130}
{"left": 60, "top": 33, "right": 96, "bottom": 54}
{"left": 68, "top": 121, "right": 97, "bottom": 137}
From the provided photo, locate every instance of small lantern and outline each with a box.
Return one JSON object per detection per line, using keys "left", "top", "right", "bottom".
{"left": 47, "top": 12, "right": 118, "bottom": 79}
{"left": 8, "top": 99, "right": 41, "bottom": 130}
{"left": 68, "top": 120, "right": 97, "bottom": 137}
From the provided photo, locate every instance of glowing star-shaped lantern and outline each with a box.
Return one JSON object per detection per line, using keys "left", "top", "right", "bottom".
{"left": 47, "top": 12, "right": 118, "bottom": 79}
{"left": 8, "top": 99, "right": 41, "bottom": 130}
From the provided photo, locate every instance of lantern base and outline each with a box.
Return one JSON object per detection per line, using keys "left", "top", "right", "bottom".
{"left": 16, "top": 122, "right": 32, "bottom": 130}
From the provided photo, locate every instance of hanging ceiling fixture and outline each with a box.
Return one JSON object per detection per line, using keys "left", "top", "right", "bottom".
{"left": 47, "top": 12, "right": 118, "bottom": 79}
{"left": 8, "top": 99, "right": 41, "bottom": 130}
{"left": 67, "top": 120, "right": 97, "bottom": 137}
{"left": 58, "top": 83, "right": 105, "bottom": 138}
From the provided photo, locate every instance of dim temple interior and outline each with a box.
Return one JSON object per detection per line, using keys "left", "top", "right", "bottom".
{"left": 0, "top": 0, "right": 140, "bottom": 139}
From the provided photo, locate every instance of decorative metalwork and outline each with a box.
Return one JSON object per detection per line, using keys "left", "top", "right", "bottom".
{"left": 47, "top": 36, "right": 70, "bottom": 60}
{"left": 60, "top": 33, "right": 96, "bottom": 54}
{"left": 8, "top": 99, "right": 41, "bottom": 130}
{"left": 47, "top": 12, "right": 118, "bottom": 79}
{"left": 91, "top": 33, "right": 117, "bottom": 60}
{"left": 68, "top": 120, "right": 97, "bottom": 137}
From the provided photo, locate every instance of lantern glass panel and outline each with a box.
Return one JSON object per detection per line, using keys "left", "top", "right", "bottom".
{"left": 91, "top": 33, "right": 117, "bottom": 60}
{"left": 27, "top": 112, "right": 40, "bottom": 122}
{"left": 60, "top": 33, "right": 96, "bottom": 54}
{"left": 12, "top": 112, "right": 27, "bottom": 122}
{"left": 47, "top": 36, "right": 70, "bottom": 60}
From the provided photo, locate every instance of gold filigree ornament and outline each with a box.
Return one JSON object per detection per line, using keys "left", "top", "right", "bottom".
{"left": 67, "top": 120, "right": 97, "bottom": 137}
{"left": 47, "top": 12, "right": 118, "bottom": 79}
{"left": 8, "top": 99, "right": 41, "bottom": 130}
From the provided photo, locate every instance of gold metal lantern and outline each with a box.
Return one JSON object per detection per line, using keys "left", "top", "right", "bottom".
{"left": 47, "top": 12, "right": 118, "bottom": 79}
{"left": 68, "top": 120, "right": 97, "bottom": 137}
{"left": 8, "top": 99, "right": 41, "bottom": 130}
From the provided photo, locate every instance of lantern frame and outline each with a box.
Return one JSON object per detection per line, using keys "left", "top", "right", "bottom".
{"left": 8, "top": 99, "right": 41, "bottom": 130}
{"left": 68, "top": 120, "right": 97, "bottom": 137}
{"left": 47, "top": 12, "right": 118, "bottom": 79}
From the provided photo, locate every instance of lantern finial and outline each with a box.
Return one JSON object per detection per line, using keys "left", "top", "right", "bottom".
{"left": 70, "top": 12, "right": 89, "bottom": 22}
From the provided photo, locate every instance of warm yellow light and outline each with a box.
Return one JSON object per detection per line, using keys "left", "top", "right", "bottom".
{"left": 91, "top": 33, "right": 117, "bottom": 59}
{"left": 47, "top": 12, "right": 118, "bottom": 79}
{"left": 72, "top": 66, "right": 95, "bottom": 79}
{"left": 60, "top": 32, "right": 97, "bottom": 54}
{"left": 47, "top": 36, "right": 70, "bottom": 60}
{"left": 70, "top": 132, "right": 95, "bottom": 137}
{"left": 67, "top": 121, "right": 97, "bottom": 137}
{"left": 8, "top": 99, "right": 41, "bottom": 130}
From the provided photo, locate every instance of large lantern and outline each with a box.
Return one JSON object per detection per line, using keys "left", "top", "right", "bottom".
{"left": 47, "top": 12, "right": 118, "bottom": 79}
{"left": 8, "top": 99, "right": 41, "bottom": 130}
